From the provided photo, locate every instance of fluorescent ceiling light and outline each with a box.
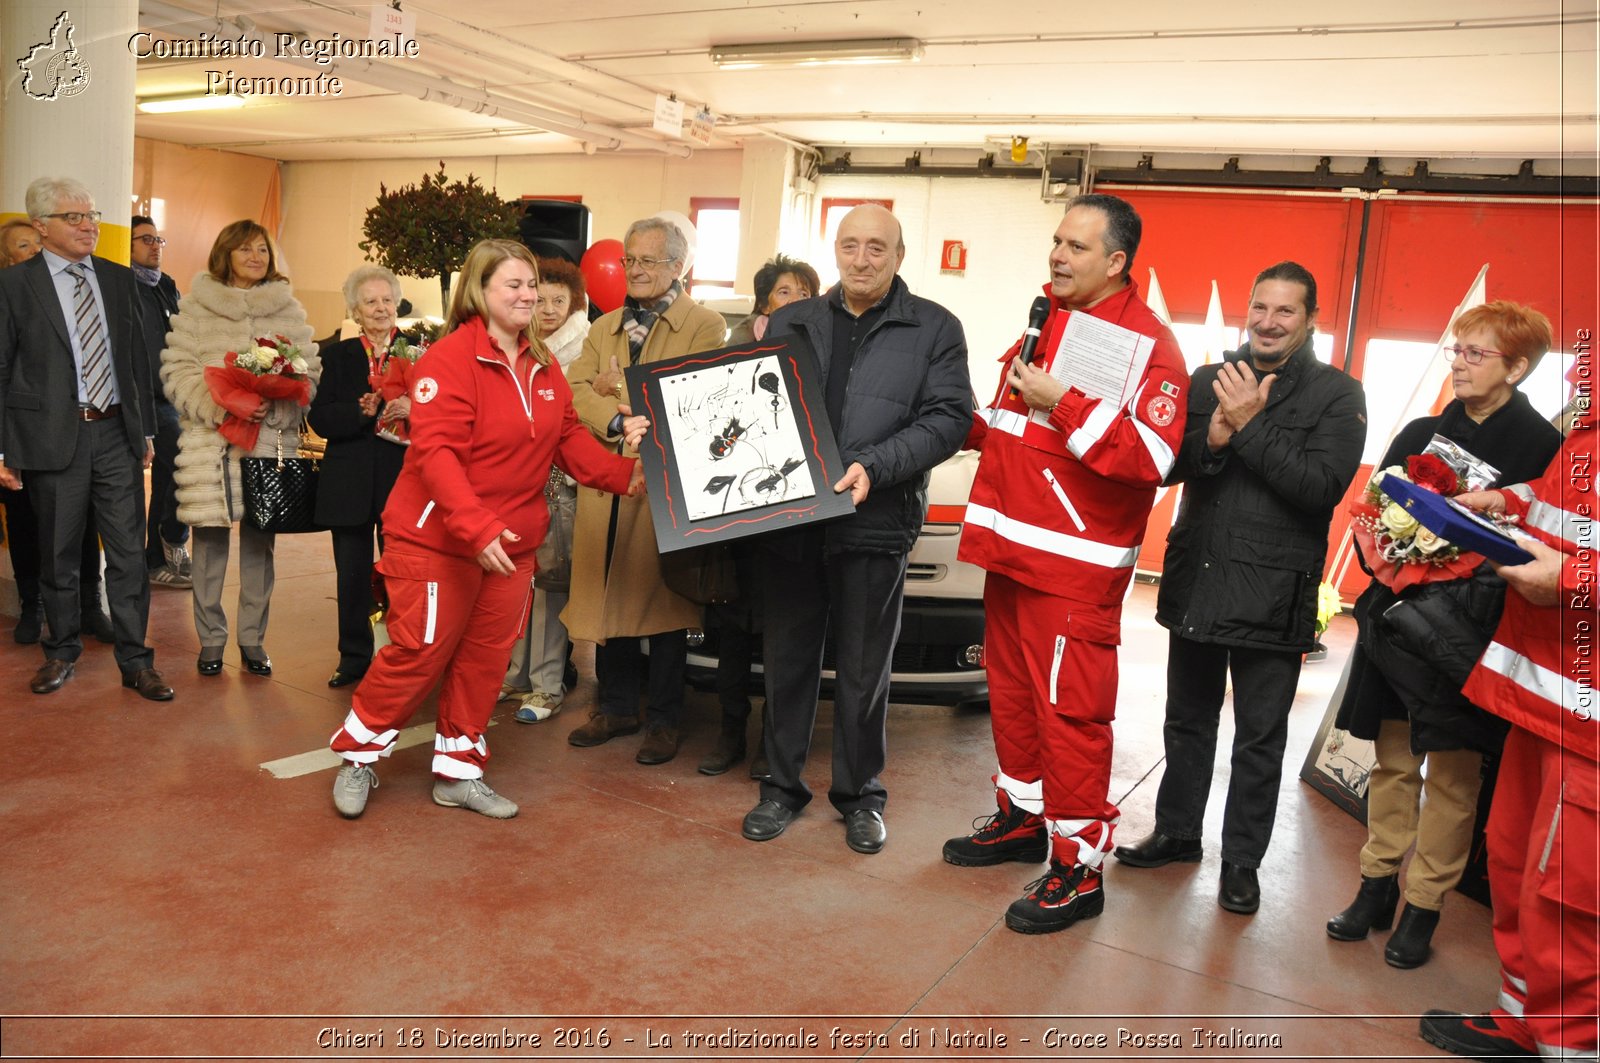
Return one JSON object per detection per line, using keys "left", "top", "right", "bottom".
{"left": 137, "top": 93, "right": 247, "bottom": 114}
{"left": 710, "top": 37, "right": 923, "bottom": 69}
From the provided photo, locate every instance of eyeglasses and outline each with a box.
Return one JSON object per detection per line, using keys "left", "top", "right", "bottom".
{"left": 1442, "top": 344, "right": 1509, "bottom": 365}
{"left": 619, "top": 256, "right": 678, "bottom": 270}
{"left": 45, "top": 211, "right": 102, "bottom": 225}
{"left": 133, "top": 235, "right": 167, "bottom": 247}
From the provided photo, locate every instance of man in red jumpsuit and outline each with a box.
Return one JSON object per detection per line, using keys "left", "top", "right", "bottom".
{"left": 1423, "top": 421, "right": 1599, "bottom": 1061}
{"left": 943, "top": 193, "right": 1189, "bottom": 933}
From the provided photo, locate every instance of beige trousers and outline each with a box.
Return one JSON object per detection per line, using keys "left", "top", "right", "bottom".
{"left": 1359, "top": 717, "right": 1485, "bottom": 911}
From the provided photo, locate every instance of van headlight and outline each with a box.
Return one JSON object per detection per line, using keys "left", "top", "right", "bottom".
{"left": 960, "top": 643, "right": 984, "bottom": 668}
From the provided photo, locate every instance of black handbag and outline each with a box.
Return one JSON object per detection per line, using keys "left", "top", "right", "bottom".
{"left": 241, "top": 429, "right": 323, "bottom": 534}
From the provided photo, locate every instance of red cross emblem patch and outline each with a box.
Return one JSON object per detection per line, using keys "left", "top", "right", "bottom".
{"left": 414, "top": 376, "right": 439, "bottom": 404}
{"left": 1147, "top": 395, "right": 1177, "bottom": 426}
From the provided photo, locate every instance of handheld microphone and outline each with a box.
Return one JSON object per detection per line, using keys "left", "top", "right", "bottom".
{"left": 1008, "top": 295, "right": 1052, "bottom": 402}
{"left": 1018, "top": 296, "right": 1051, "bottom": 366}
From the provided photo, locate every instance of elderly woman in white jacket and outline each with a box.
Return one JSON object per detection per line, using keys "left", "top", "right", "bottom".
{"left": 160, "top": 220, "right": 319, "bottom": 677}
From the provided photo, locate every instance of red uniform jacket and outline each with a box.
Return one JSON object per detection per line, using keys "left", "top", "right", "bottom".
{"left": 959, "top": 280, "right": 1188, "bottom": 608}
{"left": 1463, "top": 429, "right": 1599, "bottom": 764}
{"left": 381, "top": 316, "right": 633, "bottom": 560}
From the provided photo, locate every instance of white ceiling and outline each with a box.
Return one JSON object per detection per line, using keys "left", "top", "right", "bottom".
{"left": 133, "top": 1, "right": 1599, "bottom": 163}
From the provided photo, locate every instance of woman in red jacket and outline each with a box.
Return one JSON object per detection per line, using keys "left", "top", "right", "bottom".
{"left": 328, "top": 240, "right": 646, "bottom": 820}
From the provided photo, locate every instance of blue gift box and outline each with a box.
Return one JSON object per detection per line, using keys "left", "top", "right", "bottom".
{"left": 1379, "top": 474, "right": 1535, "bottom": 566}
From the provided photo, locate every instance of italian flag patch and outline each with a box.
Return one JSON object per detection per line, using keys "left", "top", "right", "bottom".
{"left": 1161, "top": 381, "right": 1180, "bottom": 397}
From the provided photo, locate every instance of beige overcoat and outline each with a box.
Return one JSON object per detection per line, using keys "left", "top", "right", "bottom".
{"left": 561, "top": 294, "right": 726, "bottom": 643}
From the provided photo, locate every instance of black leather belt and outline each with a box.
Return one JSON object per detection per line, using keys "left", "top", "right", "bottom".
{"left": 77, "top": 404, "right": 120, "bottom": 422}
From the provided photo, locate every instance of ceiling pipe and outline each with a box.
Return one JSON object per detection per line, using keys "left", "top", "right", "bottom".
{"left": 138, "top": 1, "right": 692, "bottom": 157}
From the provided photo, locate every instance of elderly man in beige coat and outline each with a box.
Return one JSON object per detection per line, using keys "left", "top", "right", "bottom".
{"left": 563, "top": 216, "right": 727, "bottom": 765}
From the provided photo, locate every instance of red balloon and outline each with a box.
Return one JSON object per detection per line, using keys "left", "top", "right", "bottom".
{"left": 580, "top": 238, "right": 627, "bottom": 314}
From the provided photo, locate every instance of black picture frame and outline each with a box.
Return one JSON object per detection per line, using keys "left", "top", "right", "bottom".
{"left": 624, "top": 334, "right": 855, "bottom": 553}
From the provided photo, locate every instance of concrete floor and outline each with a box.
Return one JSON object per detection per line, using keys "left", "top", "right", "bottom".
{"left": 0, "top": 532, "right": 1495, "bottom": 1060}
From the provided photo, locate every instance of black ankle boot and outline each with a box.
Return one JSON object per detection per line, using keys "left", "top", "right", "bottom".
{"left": 1326, "top": 873, "right": 1401, "bottom": 941}
{"left": 1385, "top": 902, "right": 1440, "bottom": 968}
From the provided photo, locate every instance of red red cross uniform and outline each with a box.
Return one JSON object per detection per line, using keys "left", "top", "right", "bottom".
{"left": 329, "top": 318, "right": 633, "bottom": 779}
{"left": 1460, "top": 432, "right": 1599, "bottom": 1059}
{"left": 961, "top": 281, "right": 1188, "bottom": 866}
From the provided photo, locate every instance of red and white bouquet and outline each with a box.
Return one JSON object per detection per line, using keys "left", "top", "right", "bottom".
{"left": 204, "top": 334, "right": 312, "bottom": 451}
{"left": 373, "top": 333, "right": 428, "bottom": 445}
{"left": 1349, "top": 438, "right": 1509, "bottom": 592}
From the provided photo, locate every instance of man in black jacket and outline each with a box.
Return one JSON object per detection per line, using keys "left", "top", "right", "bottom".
{"left": 1114, "top": 261, "right": 1366, "bottom": 912}
{"left": 740, "top": 204, "right": 972, "bottom": 854}
{"left": 130, "top": 216, "right": 189, "bottom": 589}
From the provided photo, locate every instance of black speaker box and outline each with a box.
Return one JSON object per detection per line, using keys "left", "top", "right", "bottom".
{"left": 519, "top": 199, "right": 591, "bottom": 265}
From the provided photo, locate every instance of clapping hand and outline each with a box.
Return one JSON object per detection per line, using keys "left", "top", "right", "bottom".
{"left": 1213, "top": 361, "right": 1275, "bottom": 432}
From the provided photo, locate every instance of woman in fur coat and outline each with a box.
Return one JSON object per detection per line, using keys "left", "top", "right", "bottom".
{"left": 159, "top": 220, "right": 319, "bottom": 676}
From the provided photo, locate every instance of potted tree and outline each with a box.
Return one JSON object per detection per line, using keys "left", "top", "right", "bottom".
{"left": 359, "top": 162, "right": 521, "bottom": 310}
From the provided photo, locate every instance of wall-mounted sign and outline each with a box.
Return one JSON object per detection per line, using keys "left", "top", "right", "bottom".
{"left": 940, "top": 240, "right": 967, "bottom": 274}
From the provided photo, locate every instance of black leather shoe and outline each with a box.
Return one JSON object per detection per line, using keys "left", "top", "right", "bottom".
{"left": 197, "top": 651, "right": 223, "bottom": 676}
{"left": 327, "top": 669, "right": 364, "bottom": 688}
{"left": 122, "top": 667, "right": 174, "bottom": 701}
{"left": 30, "top": 658, "right": 75, "bottom": 694}
{"left": 240, "top": 649, "right": 272, "bottom": 677}
{"left": 844, "top": 809, "right": 887, "bottom": 854}
{"left": 742, "top": 799, "right": 796, "bottom": 842}
{"left": 1113, "top": 830, "right": 1203, "bottom": 868}
{"left": 1218, "top": 861, "right": 1260, "bottom": 914}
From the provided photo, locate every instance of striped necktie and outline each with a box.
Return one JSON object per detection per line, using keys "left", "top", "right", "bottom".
{"left": 66, "top": 262, "right": 113, "bottom": 411}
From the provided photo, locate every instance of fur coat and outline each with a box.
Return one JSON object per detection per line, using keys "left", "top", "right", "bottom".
{"left": 160, "top": 273, "right": 320, "bottom": 528}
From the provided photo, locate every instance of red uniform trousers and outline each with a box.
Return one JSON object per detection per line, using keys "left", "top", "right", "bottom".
{"left": 1487, "top": 726, "right": 1599, "bottom": 1058}
{"left": 984, "top": 571, "right": 1121, "bottom": 868}
{"left": 329, "top": 543, "right": 534, "bottom": 780}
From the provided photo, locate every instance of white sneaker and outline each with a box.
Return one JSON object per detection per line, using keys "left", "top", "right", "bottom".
{"left": 514, "top": 692, "right": 563, "bottom": 723}
{"left": 497, "top": 683, "right": 531, "bottom": 704}
{"left": 333, "top": 763, "right": 378, "bottom": 818}
{"left": 432, "top": 778, "right": 518, "bottom": 819}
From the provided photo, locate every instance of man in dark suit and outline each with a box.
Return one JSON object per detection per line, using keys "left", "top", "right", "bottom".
{"left": 0, "top": 176, "right": 173, "bottom": 700}
{"left": 129, "top": 215, "right": 190, "bottom": 589}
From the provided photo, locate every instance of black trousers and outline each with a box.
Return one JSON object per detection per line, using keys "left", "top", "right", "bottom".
{"left": 595, "top": 629, "right": 688, "bottom": 729}
{"left": 143, "top": 401, "right": 187, "bottom": 569}
{"left": 758, "top": 532, "right": 907, "bottom": 816}
{"left": 1154, "top": 631, "right": 1304, "bottom": 868}
{"left": 2, "top": 484, "right": 99, "bottom": 604}
{"left": 27, "top": 419, "right": 152, "bottom": 673}
{"left": 330, "top": 521, "right": 383, "bottom": 675}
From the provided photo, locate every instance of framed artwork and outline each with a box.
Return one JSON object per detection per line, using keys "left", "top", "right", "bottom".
{"left": 624, "top": 335, "right": 855, "bottom": 553}
{"left": 1298, "top": 657, "right": 1374, "bottom": 821}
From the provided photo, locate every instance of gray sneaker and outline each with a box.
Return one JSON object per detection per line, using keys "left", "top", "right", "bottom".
{"left": 149, "top": 564, "right": 192, "bottom": 589}
{"left": 333, "top": 763, "right": 378, "bottom": 818}
{"left": 432, "top": 778, "right": 518, "bottom": 819}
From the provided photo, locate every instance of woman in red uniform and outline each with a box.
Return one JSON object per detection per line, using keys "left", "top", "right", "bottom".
{"left": 328, "top": 239, "right": 646, "bottom": 819}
